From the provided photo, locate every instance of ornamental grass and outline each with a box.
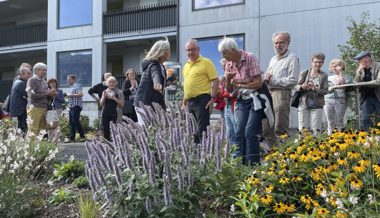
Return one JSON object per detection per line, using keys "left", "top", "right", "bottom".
{"left": 234, "top": 124, "right": 380, "bottom": 218}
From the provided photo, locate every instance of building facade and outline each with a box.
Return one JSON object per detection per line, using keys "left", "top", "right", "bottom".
{"left": 0, "top": 0, "right": 379, "bottom": 127}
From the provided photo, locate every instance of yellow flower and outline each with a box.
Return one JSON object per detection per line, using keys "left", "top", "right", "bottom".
{"left": 315, "top": 184, "right": 326, "bottom": 196}
{"left": 350, "top": 179, "right": 363, "bottom": 190}
{"left": 338, "top": 142, "right": 349, "bottom": 151}
{"left": 335, "top": 210, "right": 348, "bottom": 218}
{"left": 293, "top": 175, "right": 303, "bottom": 182}
{"left": 289, "top": 152, "right": 298, "bottom": 160}
{"left": 279, "top": 177, "right": 290, "bottom": 185}
{"left": 300, "top": 195, "right": 313, "bottom": 210}
{"left": 260, "top": 194, "right": 273, "bottom": 205}
{"left": 311, "top": 168, "right": 323, "bottom": 181}
{"left": 279, "top": 133, "right": 288, "bottom": 140}
{"left": 317, "top": 207, "right": 330, "bottom": 217}
{"left": 372, "top": 164, "right": 380, "bottom": 178}
{"left": 337, "top": 157, "right": 348, "bottom": 166}
{"left": 285, "top": 203, "right": 296, "bottom": 213}
{"left": 358, "top": 131, "right": 368, "bottom": 138}
{"left": 352, "top": 163, "right": 366, "bottom": 173}
{"left": 265, "top": 184, "right": 274, "bottom": 193}
{"left": 329, "top": 196, "right": 337, "bottom": 207}
{"left": 246, "top": 176, "right": 260, "bottom": 186}
{"left": 273, "top": 202, "right": 287, "bottom": 214}
{"left": 347, "top": 151, "right": 361, "bottom": 160}
{"left": 359, "top": 158, "right": 371, "bottom": 167}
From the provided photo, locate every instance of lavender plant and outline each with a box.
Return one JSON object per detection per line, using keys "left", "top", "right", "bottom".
{"left": 84, "top": 102, "right": 240, "bottom": 217}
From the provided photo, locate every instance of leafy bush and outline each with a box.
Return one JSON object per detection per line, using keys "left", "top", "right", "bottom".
{"left": 338, "top": 12, "right": 380, "bottom": 79}
{"left": 84, "top": 103, "right": 249, "bottom": 217}
{"left": 234, "top": 127, "right": 380, "bottom": 217}
{"left": 73, "top": 175, "right": 89, "bottom": 188}
{"left": 0, "top": 119, "right": 58, "bottom": 217}
{"left": 53, "top": 157, "right": 86, "bottom": 183}
{"left": 49, "top": 187, "right": 77, "bottom": 205}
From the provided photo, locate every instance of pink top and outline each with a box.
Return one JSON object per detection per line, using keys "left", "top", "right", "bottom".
{"left": 224, "top": 51, "right": 261, "bottom": 84}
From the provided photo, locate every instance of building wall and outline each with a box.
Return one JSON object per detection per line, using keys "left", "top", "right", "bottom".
{"left": 178, "top": 0, "right": 380, "bottom": 128}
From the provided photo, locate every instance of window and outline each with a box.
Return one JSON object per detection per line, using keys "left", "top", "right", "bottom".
{"left": 57, "top": 50, "right": 92, "bottom": 87}
{"left": 197, "top": 35, "right": 244, "bottom": 76}
{"left": 59, "top": 0, "right": 92, "bottom": 28}
{"left": 193, "top": 0, "right": 244, "bottom": 10}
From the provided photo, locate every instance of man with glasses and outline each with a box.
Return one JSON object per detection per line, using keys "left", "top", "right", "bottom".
{"left": 182, "top": 38, "right": 219, "bottom": 144}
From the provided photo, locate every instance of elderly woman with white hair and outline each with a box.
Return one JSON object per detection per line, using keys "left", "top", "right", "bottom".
{"left": 26, "top": 62, "right": 57, "bottom": 136}
{"left": 100, "top": 76, "right": 124, "bottom": 141}
{"left": 134, "top": 38, "right": 171, "bottom": 111}
{"left": 218, "top": 37, "right": 273, "bottom": 165}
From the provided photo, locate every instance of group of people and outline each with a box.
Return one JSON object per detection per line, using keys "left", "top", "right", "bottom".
{"left": 3, "top": 62, "right": 86, "bottom": 143}
{"left": 1, "top": 33, "right": 379, "bottom": 165}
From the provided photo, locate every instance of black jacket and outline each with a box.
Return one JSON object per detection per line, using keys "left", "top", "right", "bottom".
{"left": 10, "top": 78, "right": 28, "bottom": 116}
{"left": 134, "top": 60, "right": 166, "bottom": 110}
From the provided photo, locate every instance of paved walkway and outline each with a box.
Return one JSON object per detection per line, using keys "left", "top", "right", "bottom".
{"left": 56, "top": 142, "right": 88, "bottom": 162}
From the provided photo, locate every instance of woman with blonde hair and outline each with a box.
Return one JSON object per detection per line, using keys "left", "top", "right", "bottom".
{"left": 324, "top": 59, "right": 352, "bottom": 134}
{"left": 134, "top": 38, "right": 171, "bottom": 110}
{"left": 122, "top": 68, "right": 138, "bottom": 122}
{"left": 100, "top": 76, "right": 124, "bottom": 141}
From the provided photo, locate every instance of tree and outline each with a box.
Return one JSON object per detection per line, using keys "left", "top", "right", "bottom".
{"left": 338, "top": 12, "right": 380, "bottom": 78}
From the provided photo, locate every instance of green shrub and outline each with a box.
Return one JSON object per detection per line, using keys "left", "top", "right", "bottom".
{"left": 49, "top": 187, "right": 77, "bottom": 205}
{"left": 0, "top": 119, "right": 58, "bottom": 217}
{"left": 73, "top": 175, "right": 89, "bottom": 188}
{"left": 53, "top": 157, "right": 86, "bottom": 183}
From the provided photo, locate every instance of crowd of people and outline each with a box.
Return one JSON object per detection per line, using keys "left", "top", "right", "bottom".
{"left": 0, "top": 33, "right": 379, "bottom": 165}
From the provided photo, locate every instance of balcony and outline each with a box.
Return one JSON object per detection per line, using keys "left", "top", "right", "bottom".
{"left": 103, "top": 1, "right": 177, "bottom": 35}
{"left": 0, "top": 21, "right": 47, "bottom": 47}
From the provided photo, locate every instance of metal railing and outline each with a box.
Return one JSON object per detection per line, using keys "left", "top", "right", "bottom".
{"left": 103, "top": 1, "right": 177, "bottom": 35}
{"left": 0, "top": 20, "right": 47, "bottom": 47}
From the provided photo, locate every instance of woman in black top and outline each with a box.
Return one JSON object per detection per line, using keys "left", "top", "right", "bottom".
{"left": 122, "top": 68, "right": 138, "bottom": 122}
{"left": 134, "top": 38, "right": 171, "bottom": 111}
{"left": 100, "top": 76, "right": 124, "bottom": 141}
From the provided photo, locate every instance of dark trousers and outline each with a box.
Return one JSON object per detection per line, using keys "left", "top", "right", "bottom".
{"left": 69, "top": 106, "right": 85, "bottom": 141}
{"left": 16, "top": 111, "right": 27, "bottom": 134}
{"left": 188, "top": 94, "right": 211, "bottom": 144}
{"left": 102, "top": 115, "right": 117, "bottom": 141}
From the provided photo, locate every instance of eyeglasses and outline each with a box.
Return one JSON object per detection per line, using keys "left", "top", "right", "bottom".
{"left": 185, "top": 47, "right": 198, "bottom": 52}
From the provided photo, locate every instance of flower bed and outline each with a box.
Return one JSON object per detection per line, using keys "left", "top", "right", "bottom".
{"left": 234, "top": 125, "right": 380, "bottom": 217}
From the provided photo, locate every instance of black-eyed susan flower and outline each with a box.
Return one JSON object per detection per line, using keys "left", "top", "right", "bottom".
{"left": 246, "top": 176, "right": 260, "bottom": 186}
{"left": 335, "top": 210, "right": 348, "bottom": 218}
{"left": 273, "top": 202, "right": 287, "bottom": 214}
{"left": 352, "top": 163, "right": 366, "bottom": 173}
{"left": 359, "top": 158, "right": 371, "bottom": 167}
{"left": 372, "top": 164, "right": 380, "bottom": 178}
{"left": 350, "top": 179, "right": 363, "bottom": 190}
{"left": 279, "top": 177, "right": 290, "bottom": 185}
{"left": 317, "top": 207, "right": 330, "bottom": 217}
{"left": 311, "top": 168, "right": 323, "bottom": 181}
{"left": 315, "top": 183, "right": 326, "bottom": 197}
{"left": 285, "top": 203, "right": 296, "bottom": 213}
{"left": 337, "top": 157, "right": 348, "bottom": 166}
{"left": 259, "top": 194, "right": 273, "bottom": 205}
{"left": 265, "top": 184, "right": 274, "bottom": 193}
{"left": 292, "top": 175, "right": 303, "bottom": 182}
{"left": 347, "top": 151, "right": 361, "bottom": 160}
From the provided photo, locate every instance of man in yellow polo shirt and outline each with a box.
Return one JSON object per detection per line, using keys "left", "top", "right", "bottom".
{"left": 182, "top": 38, "right": 219, "bottom": 143}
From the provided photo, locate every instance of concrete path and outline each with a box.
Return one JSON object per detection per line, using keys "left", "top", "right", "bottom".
{"left": 55, "top": 142, "right": 88, "bottom": 162}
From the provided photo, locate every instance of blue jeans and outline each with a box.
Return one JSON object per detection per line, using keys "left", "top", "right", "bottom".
{"left": 235, "top": 97, "right": 265, "bottom": 165}
{"left": 69, "top": 106, "right": 85, "bottom": 141}
{"left": 361, "top": 96, "right": 380, "bottom": 131}
{"left": 224, "top": 100, "right": 237, "bottom": 146}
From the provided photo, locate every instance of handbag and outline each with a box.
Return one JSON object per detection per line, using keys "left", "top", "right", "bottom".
{"left": 305, "top": 92, "right": 320, "bottom": 109}
{"left": 46, "top": 99, "right": 59, "bottom": 129}
{"left": 290, "top": 91, "right": 303, "bottom": 108}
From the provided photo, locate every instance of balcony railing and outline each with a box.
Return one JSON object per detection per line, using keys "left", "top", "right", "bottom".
{"left": 104, "top": 1, "right": 177, "bottom": 35}
{"left": 0, "top": 20, "right": 47, "bottom": 47}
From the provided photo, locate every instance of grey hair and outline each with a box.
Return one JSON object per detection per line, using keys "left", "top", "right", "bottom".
{"left": 272, "top": 31, "right": 291, "bottom": 44}
{"left": 33, "top": 62, "right": 47, "bottom": 74}
{"left": 19, "top": 67, "right": 31, "bottom": 74}
{"left": 311, "top": 52, "right": 326, "bottom": 61}
{"left": 185, "top": 38, "right": 199, "bottom": 48}
{"left": 144, "top": 37, "right": 170, "bottom": 61}
{"left": 103, "top": 72, "right": 112, "bottom": 80}
{"left": 106, "top": 76, "right": 118, "bottom": 85}
{"left": 218, "top": 37, "right": 239, "bottom": 52}
{"left": 220, "top": 58, "right": 227, "bottom": 65}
